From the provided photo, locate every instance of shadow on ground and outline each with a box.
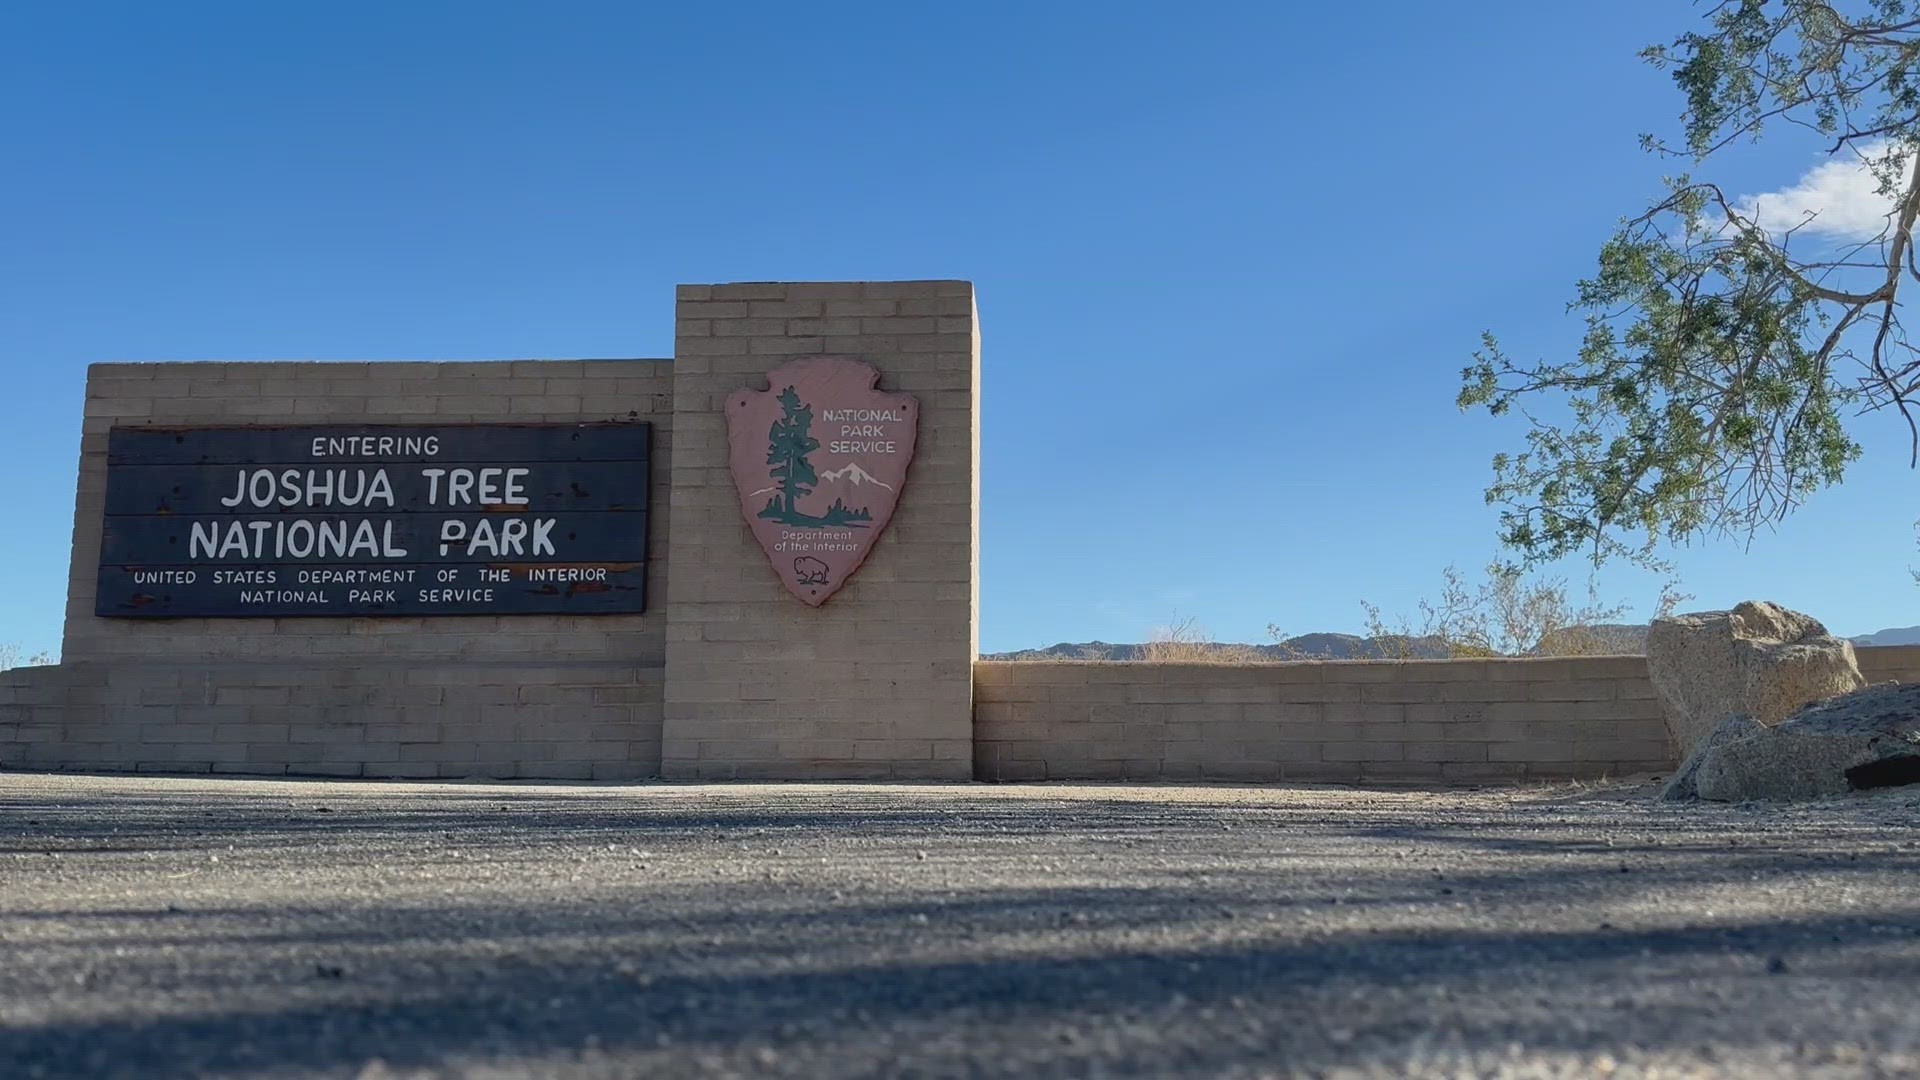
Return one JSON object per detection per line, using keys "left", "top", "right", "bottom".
{"left": 3, "top": 775, "right": 1918, "bottom": 1078}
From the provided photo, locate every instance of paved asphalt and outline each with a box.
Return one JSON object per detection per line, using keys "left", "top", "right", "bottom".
{"left": 3, "top": 773, "right": 1919, "bottom": 1079}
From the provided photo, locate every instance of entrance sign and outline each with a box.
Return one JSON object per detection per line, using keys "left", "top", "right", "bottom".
{"left": 726, "top": 357, "right": 917, "bottom": 606}
{"left": 96, "top": 423, "right": 650, "bottom": 617}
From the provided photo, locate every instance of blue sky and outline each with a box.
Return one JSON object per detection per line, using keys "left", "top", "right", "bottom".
{"left": 2, "top": 0, "right": 1916, "bottom": 658}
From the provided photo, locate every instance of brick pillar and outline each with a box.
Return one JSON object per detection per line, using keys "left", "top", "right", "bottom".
{"left": 661, "top": 281, "right": 980, "bottom": 779}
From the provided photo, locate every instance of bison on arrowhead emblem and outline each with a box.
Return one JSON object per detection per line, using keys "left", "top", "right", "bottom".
{"left": 726, "top": 357, "right": 918, "bottom": 606}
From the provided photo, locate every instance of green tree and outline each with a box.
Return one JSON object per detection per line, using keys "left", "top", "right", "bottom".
{"left": 1463, "top": 2, "right": 1920, "bottom": 567}
{"left": 764, "top": 386, "right": 819, "bottom": 521}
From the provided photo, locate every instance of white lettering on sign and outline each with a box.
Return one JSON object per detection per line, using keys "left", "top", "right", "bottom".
{"left": 437, "top": 517, "right": 556, "bottom": 557}
{"left": 819, "top": 409, "right": 905, "bottom": 422}
{"left": 309, "top": 435, "right": 441, "bottom": 458}
{"left": 188, "top": 519, "right": 411, "bottom": 560}
{"left": 297, "top": 568, "right": 417, "bottom": 584}
{"left": 525, "top": 567, "right": 609, "bottom": 582}
{"left": 218, "top": 469, "right": 398, "bottom": 509}
{"left": 420, "top": 467, "right": 530, "bottom": 505}
{"left": 443, "top": 515, "right": 560, "bottom": 553}
{"left": 100, "top": 424, "right": 650, "bottom": 618}
{"left": 816, "top": 409, "right": 902, "bottom": 455}
{"left": 286, "top": 520, "right": 315, "bottom": 558}
{"left": 417, "top": 588, "right": 496, "bottom": 603}
{"left": 240, "top": 589, "right": 330, "bottom": 604}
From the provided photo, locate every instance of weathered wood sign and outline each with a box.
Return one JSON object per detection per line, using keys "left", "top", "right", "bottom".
{"left": 96, "top": 423, "right": 650, "bottom": 617}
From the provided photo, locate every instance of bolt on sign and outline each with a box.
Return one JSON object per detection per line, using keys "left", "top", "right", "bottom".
{"left": 726, "top": 357, "right": 918, "bottom": 606}
{"left": 95, "top": 424, "right": 650, "bottom": 617}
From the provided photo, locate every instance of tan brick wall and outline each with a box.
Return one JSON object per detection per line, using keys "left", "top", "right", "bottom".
{"left": 0, "top": 660, "right": 661, "bottom": 779}
{"left": 973, "top": 658, "right": 1673, "bottom": 783}
{"left": 661, "top": 282, "right": 979, "bottom": 780}
{"left": 1857, "top": 644, "right": 1920, "bottom": 684}
{"left": 11, "top": 640, "right": 1920, "bottom": 784}
{"left": 11, "top": 358, "right": 672, "bottom": 779}
{"left": 975, "top": 646, "right": 1920, "bottom": 784}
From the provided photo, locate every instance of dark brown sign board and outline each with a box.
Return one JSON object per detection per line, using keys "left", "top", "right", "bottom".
{"left": 96, "top": 423, "right": 650, "bottom": 617}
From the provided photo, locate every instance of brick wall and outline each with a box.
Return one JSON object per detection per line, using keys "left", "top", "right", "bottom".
{"left": 976, "top": 657, "right": 1669, "bottom": 783}
{"left": 10, "top": 641, "right": 1919, "bottom": 783}
{"left": 1858, "top": 644, "right": 1920, "bottom": 684}
{"left": 1, "top": 358, "right": 671, "bottom": 779}
{"left": 661, "top": 282, "right": 979, "bottom": 780}
{"left": 0, "top": 661, "right": 660, "bottom": 779}
{"left": 973, "top": 645, "right": 1920, "bottom": 783}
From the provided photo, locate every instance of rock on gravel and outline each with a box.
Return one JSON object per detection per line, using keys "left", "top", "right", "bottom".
{"left": 1679, "top": 682, "right": 1920, "bottom": 802}
{"left": 1661, "top": 714, "right": 1768, "bottom": 801}
{"left": 1647, "top": 601, "right": 1864, "bottom": 756}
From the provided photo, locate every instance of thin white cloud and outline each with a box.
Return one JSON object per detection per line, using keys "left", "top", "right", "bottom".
{"left": 1739, "top": 144, "right": 1898, "bottom": 241}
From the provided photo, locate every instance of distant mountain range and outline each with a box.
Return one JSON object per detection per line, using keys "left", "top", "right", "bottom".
{"left": 1852, "top": 626, "right": 1920, "bottom": 647}
{"left": 982, "top": 623, "right": 1920, "bottom": 661}
{"left": 984, "top": 624, "right": 1651, "bottom": 661}
{"left": 982, "top": 635, "right": 1441, "bottom": 662}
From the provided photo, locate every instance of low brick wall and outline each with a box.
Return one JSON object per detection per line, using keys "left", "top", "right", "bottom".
{"left": 974, "top": 644, "right": 1920, "bottom": 784}
{"left": 973, "top": 656, "right": 1671, "bottom": 783}
{"left": 11, "top": 644, "right": 1919, "bottom": 785}
{"left": 1859, "top": 644, "right": 1920, "bottom": 684}
{"left": 0, "top": 662, "right": 661, "bottom": 780}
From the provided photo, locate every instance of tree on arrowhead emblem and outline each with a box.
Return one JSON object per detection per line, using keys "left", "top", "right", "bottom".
{"left": 757, "top": 385, "right": 873, "bottom": 528}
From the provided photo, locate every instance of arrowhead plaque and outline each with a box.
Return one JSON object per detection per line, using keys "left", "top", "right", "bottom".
{"left": 726, "top": 357, "right": 918, "bottom": 606}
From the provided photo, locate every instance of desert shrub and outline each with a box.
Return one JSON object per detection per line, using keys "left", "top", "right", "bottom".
{"left": 1138, "top": 616, "right": 1266, "bottom": 663}
{"left": 0, "top": 644, "right": 54, "bottom": 671}
{"left": 1362, "top": 565, "right": 1685, "bottom": 658}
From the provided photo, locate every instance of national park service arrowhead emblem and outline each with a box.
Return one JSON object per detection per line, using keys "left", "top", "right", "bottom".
{"left": 726, "top": 357, "right": 918, "bottom": 606}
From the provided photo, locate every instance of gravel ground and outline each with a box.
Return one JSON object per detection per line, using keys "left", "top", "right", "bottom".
{"left": 3, "top": 773, "right": 1919, "bottom": 1079}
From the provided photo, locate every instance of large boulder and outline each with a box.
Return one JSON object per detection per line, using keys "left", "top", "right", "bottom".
{"left": 1659, "top": 714, "right": 1767, "bottom": 801}
{"left": 1646, "top": 601, "right": 1865, "bottom": 757}
{"left": 1670, "top": 683, "right": 1920, "bottom": 802}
